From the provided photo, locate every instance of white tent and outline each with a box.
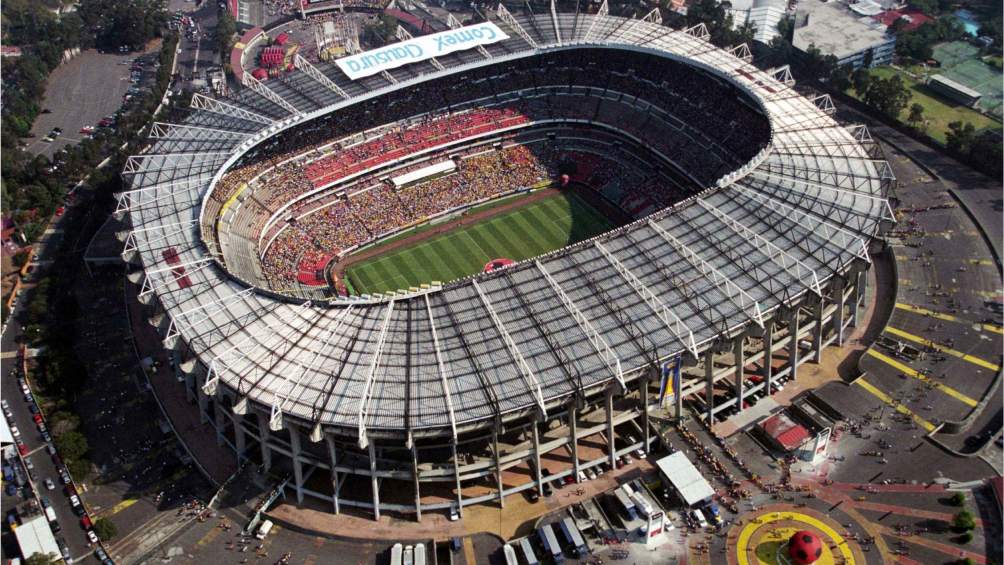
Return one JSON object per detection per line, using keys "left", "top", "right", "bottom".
{"left": 654, "top": 451, "right": 715, "bottom": 508}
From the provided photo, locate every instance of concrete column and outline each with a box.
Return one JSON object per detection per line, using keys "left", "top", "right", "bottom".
{"left": 640, "top": 378, "right": 650, "bottom": 454}
{"left": 675, "top": 367, "right": 684, "bottom": 421}
{"left": 787, "top": 308, "right": 800, "bottom": 380}
{"left": 734, "top": 338, "right": 746, "bottom": 414}
{"left": 531, "top": 422, "right": 544, "bottom": 497}
{"left": 184, "top": 372, "right": 196, "bottom": 403}
{"left": 569, "top": 408, "right": 580, "bottom": 483}
{"left": 196, "top": 378, "right": 209, "bottom": 424}
{"left": 325, "top": 435, "right": 341, "bottom": 514}
{"left": 289, "top": 427, "right": 305, "bottom": 504}
{"left": 213, "top": 400, "right": 226, "bottom": 447}
{"left": 833, "top": 283, "right": 847, "bottom": 346}
{"left": 258, "top": 417, "right": 272, "bottom": 472}
{"left": 493, "top": 428, "right": 505, "bottom": 508}
{"left": 451, "top": 440, "right": 463, "bottom": 518}
{"left": 411, "top": 442, "right": 422, "bottom": 522}
{"left": 763, "top": 323, "right": 774, "bottom": 396}
{"left": 606, "top": 389, "right": 617, "bottom": 468}
{"left": 705, "top": 351, "right": 715, "bottom": 424}
{"left": 851, "top": 270, "right": 866, "bottom": 327}
{"left": 368, "top": 441, "right": 380, "bottom": 520}
{"left": 234, "top": 414, "right": 247, "bottom": 463}
{"left": 813, "top": 299, "right": 824, "bottom": 363}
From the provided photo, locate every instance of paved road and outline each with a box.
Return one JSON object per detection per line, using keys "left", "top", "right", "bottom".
{"left": 171, "top": 0, "right": 220, "bottom": 90}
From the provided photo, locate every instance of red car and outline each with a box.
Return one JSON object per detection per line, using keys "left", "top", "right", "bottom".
{"left": 80, "top": 515, "right": 92, "bottom": 529}
{"left": 33, "top": 414, "right": 43, "bottom": 424}
{"left": 55, "top": 206, "right": 65, "bottom": 216}
{"left": 17, "top": 443, "right": 28, "bottom": 456}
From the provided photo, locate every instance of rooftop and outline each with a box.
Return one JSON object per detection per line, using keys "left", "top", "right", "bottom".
{"left": 794, "top": 0, "right": 893, "bottom": 59}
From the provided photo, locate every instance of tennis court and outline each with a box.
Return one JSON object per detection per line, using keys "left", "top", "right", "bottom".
{"left": 933, "top": 41, "right": 1003, "bottom": 117}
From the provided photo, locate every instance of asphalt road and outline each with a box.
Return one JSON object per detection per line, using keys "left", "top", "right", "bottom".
{"left": 171, "top": 0, "right": 221, "bottom": 90}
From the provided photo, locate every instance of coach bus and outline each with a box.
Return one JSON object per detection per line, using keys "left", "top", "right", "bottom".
{"left": 559, "top": 517, "right": 589, "bottom": 557}
{"left": 414, "top": 543, "right": 426, "bottom": 565}
{"left": 390, "top": 543, "right": 403, "bottom": 565}
{"left": 614, "top": 487, "right": 638, "bottom": 520}
{"left": 503, "top": 543, "right": 518, "bottom": 565}
{"left": 631, "top": 491, "right": 656, "bottom": 519}
{"left": 519, "top": 537, "right": 540, "bottom": 565}
{"left": 537, "top": 523, "right": 564, "bottom": 563}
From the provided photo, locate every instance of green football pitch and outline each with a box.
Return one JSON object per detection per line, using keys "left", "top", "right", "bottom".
{"left": 345, "top": 191, "right": 616, "bottom": 295}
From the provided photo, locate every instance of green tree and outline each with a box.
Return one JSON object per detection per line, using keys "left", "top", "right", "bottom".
{"left": 54, "top": 430, "right": 89, "bottom": 461}
{"left": 216, "top": 8, "right": 238, "bottom": 60}
{"left": 907, "top": 102, "right": 925, "bottom": 129}
{"left": 945, "top": 121, "right": 976, "bottom": 153}
{"left": 952, "top": 509, "right": 976, "bottom": 532}
{"left": 958, "top": 531, "right": 973, "bottom": 543}
{"left": 908, "top": 0, "right": 938, "bottom": 16}
{"left": 852, "top": 68, "right": 872, "bottom": 94}
{"left": 830, "top": 63, "right": 853, "bottom": 91}
{"left": 864, "top": 75, "right": 912, "bottom": 118}
{"left": 93, "top": 517, "right": 118, "bottom": 541}
{"left": 24, "top": 553, "right": 61, "bottom": 565}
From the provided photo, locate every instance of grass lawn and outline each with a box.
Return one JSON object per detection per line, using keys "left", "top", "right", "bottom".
{"left": 345, "top": 191, "right": 615, "bottom": 295}
{"left": 851, "top": 66, "right": 1001, "bottom": 144}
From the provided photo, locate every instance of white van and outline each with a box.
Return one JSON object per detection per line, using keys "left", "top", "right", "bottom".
{"left": 255, "top": 519, "right": 274, "bottom": 539}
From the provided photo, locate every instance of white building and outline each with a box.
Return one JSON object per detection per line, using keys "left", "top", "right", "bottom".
{"left": 728, "top": 0, "right": 790, "bottom": 44}
{"left": 793, "top": 0, "right": 896, "bottom": 68}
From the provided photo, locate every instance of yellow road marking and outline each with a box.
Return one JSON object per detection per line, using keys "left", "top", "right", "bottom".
{"left": 736, "top": 511, "right": 854, "bottom": 565}
{"left": 885, "top": 326, "right": 1000, "bottom": 372}
{"left": 866, "top": 349, "right": 978, "bottom": 407}
{"left": 99, "top": 497, "right": 138, "bottom": 518}
{"left": 895, "top": 303, "right": 1003, "bottom": 335}
{"left": 855, "top": 377, "right": 936, "bottom": 432}
{"left": 196, "top": 525, "right": 223, "bottom": 547}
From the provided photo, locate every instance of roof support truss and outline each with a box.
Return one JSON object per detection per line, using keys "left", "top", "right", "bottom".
{"left": 115, "top": 176, "right": 210, "bottom": 216}
{"left": 472, "top": 280, "right": 547, "bottom": 418}
{"left": 496, "top": 3, "right": 538, "bottom": 48}
{"left": 646, "top": 220, "right": 765, "bottom": 328}
{"left": 728, "top": 43, "right": 753, "bottom": 62}
{"left": 683, "top": 23, "right": 710, "bottom": 41}
{"left": 594, "top": 242, "right": 699, "bottom": 358}
{"left": 190, "top": 92, "right": 273, "bottom": 125}
{"left": 550, "top": 0, "right": 562, "bottom": 45}
{"left": 139, "top": 257, "right": 215, "bottom": 298}
{"left": 748, "top": 170, "right": 896, "bottom": 223}
{"left": 734, "top": 184, "right": 871, "bottom": 263}
{"left": 122, "top": 219, "right": 199, "bottom": 255}
{"left": 242, "top": 72, "right": 300, "bottom": 115}
{"left": 536, "top": 260, "right": 625, "bottom": 390}
{"left": 293, "top": 54, "right": 348, "bottom": 99}
{"left": 165, "top": 288, "right": 255, "bottom": 346}
{"left": 696, "top": 198, "right": 823, "bottom": 296}
{"left": 148, "top": 122, "right": 251, "bottom": 140}
{"left": 582, "top": 0, "right": 608, "bottom": 42}
{"left": 123, "top": 152, "right": 229, "bottom": 176}
{"left": 424, "top": 295, "right": 458, "bottom": 440}
{"left": 358, "top": 301, "right": 395, "bottom": 448}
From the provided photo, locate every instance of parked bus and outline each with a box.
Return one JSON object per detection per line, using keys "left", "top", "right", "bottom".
{"left": 519, "top": 537, "right": 540, "bottom": 565}
{"left": 631, "top": 491, "right": 655, "bottom": 518}
{"left": 536, "top": 524, "right": 564, "bottom": 563}
{"left": 413, "top": 543, "right": 426, "bottom": 565}
{"left": 503, "top": 544, "right": 519, "bottom": 565}
{"left": 559, "top": 517, "right": 589, "bottom": 557}
{"left": 614, "top": 488, "right": 638, "bottom": 520}
{"left": 255, "top": 520, "right": 273, "bottom": 540}
{"left": 390, "top": 543, "right": 404, "bottom": 565}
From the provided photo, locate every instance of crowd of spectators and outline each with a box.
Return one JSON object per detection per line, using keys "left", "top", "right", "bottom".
{"left": 210, "top": 47, "right": 772, "bottom": 292}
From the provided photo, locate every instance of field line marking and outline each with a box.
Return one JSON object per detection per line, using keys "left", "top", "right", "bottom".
{"left": 865, "top": 349, "right": 978, "bottom": 407}
{"left": 885, "top": 326, "right": 999, "bottom": 371}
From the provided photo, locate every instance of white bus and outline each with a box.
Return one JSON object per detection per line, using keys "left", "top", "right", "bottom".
{"left": 519, "top": 537, "right": 540, "bottom": 565}
{"left": 614, "top": 488, "right": 638, "bottom": 520}
{"left": 255, "top": 519, "right": 273, "bottom": 540}
{"left": 537, "top": 524, "right": 564, "bottom": 564}
{"left": 559, "top": 517, "right": 588, "bottom": 557}
{"left": 414, "top": 543, "right": 426, "bottom": 565}
{"left": 390, "top": 543, "right": 404, "bottom": 565}
{"left": 631, "top": 491, "right": 655, "bottom": 518}
{"left": 503, "top": 544, "right": 519, "bottom": 565}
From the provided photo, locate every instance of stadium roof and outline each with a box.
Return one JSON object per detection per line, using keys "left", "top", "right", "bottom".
{"left": 655, "top": 451, "right": 716, "bottom": 507}
{"left": 120, "top": 9, "right": 893, "bottom": 443}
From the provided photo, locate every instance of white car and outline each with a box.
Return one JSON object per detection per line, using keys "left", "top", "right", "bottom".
{"left": 585, "top": 468, "right": 597, "bottom": 481}
{"left": 10, "top": 426, "right": 20, "bottom": 438}
{"left": 86, "top": 529, "right": 98, "bottom": 544}
{"left": 448, "top": 504, "right": 459, "bottom": 521}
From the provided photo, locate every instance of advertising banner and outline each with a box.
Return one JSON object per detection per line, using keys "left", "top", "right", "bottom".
{"left": 335, "top": 23, "right": 509, "bottom": 80}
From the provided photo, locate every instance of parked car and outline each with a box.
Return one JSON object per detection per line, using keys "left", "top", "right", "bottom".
{"left": 44, "top": 478, "right": 55, "bottom": 491}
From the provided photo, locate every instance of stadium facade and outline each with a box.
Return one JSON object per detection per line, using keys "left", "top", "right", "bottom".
{"left": 118, "top": 6, "right": 895, "bottom": 520}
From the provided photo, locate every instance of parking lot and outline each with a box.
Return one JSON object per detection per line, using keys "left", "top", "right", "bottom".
{"left": 25, "top": 48, "right": 159, "bottom": 158}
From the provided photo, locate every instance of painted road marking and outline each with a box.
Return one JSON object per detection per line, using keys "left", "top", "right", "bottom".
{"left": 866, "top": 349, "right": 978, "bottom": 407}
{"left": 885, "top": 326, "right": 1000, "bottom": 372}
{"left": 855, "top": 378, "right": 936, "bottom": 432}
{"left": 735, "top": 511, "right": 854, "bottom": 565}
{"left": 196, "top": 524, "right": 223, "bottom": 547}
{"left": 894, "top": 303, "right": 1003, "bottom": 335}
{"left": 98, "top": 497, "right": 139, "bottom": 518}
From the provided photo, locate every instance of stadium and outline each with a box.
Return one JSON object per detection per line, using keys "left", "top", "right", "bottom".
{"left": 118, "top": 5, "right": 895, "bottom": 520}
